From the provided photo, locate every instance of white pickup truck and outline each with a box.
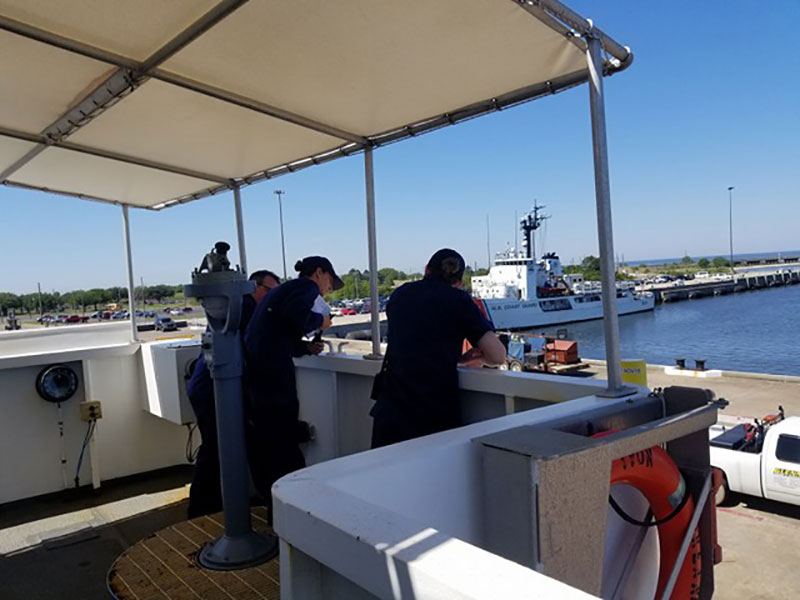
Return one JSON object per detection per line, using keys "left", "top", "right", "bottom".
{"left": 710, "top": 408, "right": 800, "bottom": 506}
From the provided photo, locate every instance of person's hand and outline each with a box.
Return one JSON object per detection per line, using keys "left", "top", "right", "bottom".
{"left": 307, "top": 341, "right": 324, "bottom": 355}
{"left": 458, "top": 347, "right": 485, "bottom": 367}
{"left": 321, "top": 314, "right": 332, "bottom": 330}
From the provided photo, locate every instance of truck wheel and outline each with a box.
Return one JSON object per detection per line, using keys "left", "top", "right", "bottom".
{"left": 509, "top": 361, "right": 523, "bottom": 372}
{"left": 715, "top": 475, "right": 731, "bottom": 507}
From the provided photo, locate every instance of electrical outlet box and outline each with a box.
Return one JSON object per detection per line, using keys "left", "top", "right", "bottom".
{"left": 80, "top": 400, "right": 102, "bottom": 421}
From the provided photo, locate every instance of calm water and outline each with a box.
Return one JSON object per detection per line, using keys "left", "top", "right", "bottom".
{"left": 531, "top": 284, "right": 800, "bottom": 376}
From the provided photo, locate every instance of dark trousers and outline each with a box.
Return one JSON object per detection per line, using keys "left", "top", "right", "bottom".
{"left": 370, "top": 398, "right": 461, "bottom": 449}
{"left": 188, "top": 389, "right": 306, "bottom": 519}
{"left": 246, "top": 395, "right": 306, "bottom": 507}
{"left": 187, "top": 391, "right": 222, "bottom": 518}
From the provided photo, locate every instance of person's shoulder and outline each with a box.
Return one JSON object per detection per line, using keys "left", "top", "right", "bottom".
{"left": 442, "top": 284, "right": 472, "bottom": 302}
{"left": 395, "top": 279, "right": 425, "bottom": 294}
{"left": 275, "top": 277, "right": 315, "bottom": 296}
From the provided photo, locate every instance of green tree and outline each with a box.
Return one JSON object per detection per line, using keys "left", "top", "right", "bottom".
{"left": 0, "top": 292, "right": 21, "bottom": 316}
{"left": 582, "top": 255, "right": 602, "bottom": 272}
{"left": 680, "top": 255, "right": 694, "bottom": 265}
{"left": 147, "top": 284, "right": 175, "bottom": 303}
{"left": 712, "top": 256, "right": 730, "bottom": 268}
{"left": 697, "top": 258, "right": 710, "bottom": 268}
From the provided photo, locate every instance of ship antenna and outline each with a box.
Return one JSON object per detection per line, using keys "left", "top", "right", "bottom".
{"left": 520, "top": 201, "right": 550, "bottom": 261}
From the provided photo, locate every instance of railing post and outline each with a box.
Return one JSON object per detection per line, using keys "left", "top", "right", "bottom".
{"left": 121, "top": 205, "right": 138, "bottom": 342}
{"left": 233, "top": 185, "right": 248, "bottom": 275}
{"left": 586, "top": 33, "right": 632, "bottom": 397}
{"left": 364, "top": 145, "right": 382, "bottom": 359}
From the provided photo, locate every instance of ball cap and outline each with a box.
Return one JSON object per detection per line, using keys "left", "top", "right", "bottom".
{"left": 297, "top": 256, "right": 344, "bottom": 290}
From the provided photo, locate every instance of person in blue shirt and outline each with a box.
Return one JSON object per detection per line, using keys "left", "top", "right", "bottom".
{"left": 244, "top": 256, "right": 343, "bottom": 507}
{"left": 186, "top": 269, "right": 280, "bottom": 518}
{"left": 370, "top": 249, "right": 506, "bottom": 448}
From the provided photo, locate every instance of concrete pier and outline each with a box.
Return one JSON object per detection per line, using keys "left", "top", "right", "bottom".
{"left": 584, "top": 359, "right": 800, "bottom": 419}
{"left": 651, "top": 269, "right": 800, "bottom": 303}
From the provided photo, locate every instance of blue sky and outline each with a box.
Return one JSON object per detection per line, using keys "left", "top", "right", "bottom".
{"left": 2, "top": 1, "right": 798, "bottom": 294}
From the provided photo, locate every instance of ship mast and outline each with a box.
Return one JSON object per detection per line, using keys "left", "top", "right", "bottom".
{"left": 520, "top": 202, "right": 549, "bottom": 261}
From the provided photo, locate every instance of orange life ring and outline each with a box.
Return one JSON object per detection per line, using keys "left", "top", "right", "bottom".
{"left": 610, "top": 446, "right": 702, "bottom": 600}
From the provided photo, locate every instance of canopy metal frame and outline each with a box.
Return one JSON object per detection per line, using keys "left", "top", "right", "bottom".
{"left": 0, "top": 0, "right": 634, "bottom": 395}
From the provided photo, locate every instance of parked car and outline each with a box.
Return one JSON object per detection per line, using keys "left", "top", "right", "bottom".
{"left": 154, "top": 316, "right": 177, "bottom": 332}
{"left": 341, "top": 308, "right": 357, "bottom": 316}
{"left": 65, "top": 315, "right": 81, "bottom": 323}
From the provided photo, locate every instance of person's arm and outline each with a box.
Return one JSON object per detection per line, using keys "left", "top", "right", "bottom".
{"left": 278, "top": 280, "right": 324, "bottom": 335}
{"left": 291, "top": 339, "right": 324, "bottom": 357}
{"left": 474, "top": 331, "right": 506, "bottom": 366}
{"left": 461, "top": 294, "right": 506, "bottom": 367}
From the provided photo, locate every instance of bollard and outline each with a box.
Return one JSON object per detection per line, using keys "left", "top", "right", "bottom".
{"left": 675, "top": 358, "right": 686, "bottom": 370}
{"left": 695, "top": 359, "right": 707, "bottom": 371}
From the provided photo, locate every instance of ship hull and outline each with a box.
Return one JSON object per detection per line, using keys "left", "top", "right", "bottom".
{"left": 476, "top": 293, "right": 655, "bottom": 330}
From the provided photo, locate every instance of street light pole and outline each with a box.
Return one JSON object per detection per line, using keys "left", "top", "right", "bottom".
{"left": 273, "top": 190, "right": 287, "bottom": 280}
{"left": 728, "top": 186, "right": 735, "bottom": 277}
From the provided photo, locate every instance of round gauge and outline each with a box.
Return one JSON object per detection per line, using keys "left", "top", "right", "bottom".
{"left": 35, "top": 364, "right": 79, "bottom": 403}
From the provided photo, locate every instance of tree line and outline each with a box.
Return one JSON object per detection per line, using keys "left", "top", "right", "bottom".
{"left": 563, "top": 255, "right": 631, "bottom": 281}
{"left": 0, "top": 284, "right": 182, "bottom": 316}
{"left": 1, "top": 265, "right": 494, "bottom": 317}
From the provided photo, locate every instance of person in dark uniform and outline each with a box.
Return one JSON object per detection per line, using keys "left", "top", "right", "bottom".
{"left": 244, "top": 256, "right": 343, "bottom": 505}
{"left": 186, "top": 269, "right": 280, "bottom": 518}
{"left": 370, "top": 248, "right": 506, "bottom": 448}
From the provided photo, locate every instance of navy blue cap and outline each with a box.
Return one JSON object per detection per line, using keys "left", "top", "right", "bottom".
{"left": 294, "top": 256, "right": 344, "bottom": 290}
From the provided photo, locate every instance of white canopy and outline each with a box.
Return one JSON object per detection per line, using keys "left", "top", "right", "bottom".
{"left": 0, "top": 0, "right": 630, "bottom": 210}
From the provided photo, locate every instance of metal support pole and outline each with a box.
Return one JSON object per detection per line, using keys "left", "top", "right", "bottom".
{"left": 586, "top": 35, "right": 630, "bottom": 397}
{"left": 121, "top": 205, "right": 138, "bottom": 342}
{"left": 364, "top": 145, "right": 382, "bottom": 358}
{"left": 233, "top": 186, "right": 248, "bottom": 274}
{"left": 274, "top": 190, "right": 287, "bottom": 280}
{"left": 728, "top": 186, "right": 735, "bottom": 277}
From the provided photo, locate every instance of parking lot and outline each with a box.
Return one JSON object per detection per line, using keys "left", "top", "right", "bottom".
{"left": 715, "top": 495, "right": 800, "bottom": 598}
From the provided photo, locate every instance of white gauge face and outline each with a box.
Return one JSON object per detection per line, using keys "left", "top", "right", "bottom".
{"left": 36, "top": 365, "right": 79, "bottom": 403}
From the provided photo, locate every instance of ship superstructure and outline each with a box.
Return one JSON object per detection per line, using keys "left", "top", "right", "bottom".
{"left": 472, "top": 205, "right": 654, "bottom": 330}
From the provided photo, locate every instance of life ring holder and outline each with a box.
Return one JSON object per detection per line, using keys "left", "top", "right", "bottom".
{"left": 594, "top": 429, "right": 702, "bottom": 600}
{"left": 607, "top": 443, "right": 702, "bottom": 600}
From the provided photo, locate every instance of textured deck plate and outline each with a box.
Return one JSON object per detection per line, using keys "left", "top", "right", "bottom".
{"left": 108, "top": 508, "right": 280, "bottom": 600}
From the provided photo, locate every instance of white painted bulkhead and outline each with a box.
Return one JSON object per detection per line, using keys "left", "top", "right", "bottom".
{"left": 0, "top": 323, "right": 187, "bottom": 504}
{"left": 0, "top": 323, "right": 607, "bottom": 506}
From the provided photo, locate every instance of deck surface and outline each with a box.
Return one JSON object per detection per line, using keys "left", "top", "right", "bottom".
{"left": 108, "top": 508, "right": 280, "bottom": 600}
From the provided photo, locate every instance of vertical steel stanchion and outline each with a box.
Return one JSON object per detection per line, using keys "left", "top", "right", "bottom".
{"left": 121, "top": 205, "right": 138, "bottom": 342}
{"left": 586, "top": 33, "right": 633, "bottom": 397}
{"left": 364, "top": 145, "right": 382, "bottom": 359}
{"left": 233, "top": 186, "right": 248, "bottom": 275}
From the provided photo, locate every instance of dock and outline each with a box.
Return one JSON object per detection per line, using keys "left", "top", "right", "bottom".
{"left": 582, "top": 359, "right": 800, "bottom": 420}
{"left": 647, "top": 269, "right": 800, "bottom": 303}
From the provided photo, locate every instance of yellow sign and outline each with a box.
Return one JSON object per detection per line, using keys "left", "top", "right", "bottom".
{"left": 621, "top": 359, "right": 647, "bottom": 386}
